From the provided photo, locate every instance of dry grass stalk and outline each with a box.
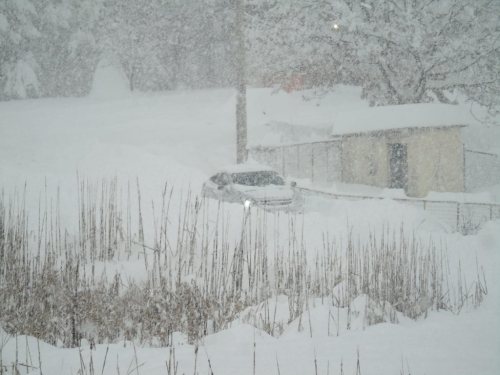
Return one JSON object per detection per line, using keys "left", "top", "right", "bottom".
{"left": 0, "top": 179, "right": 488, "bottom": 348}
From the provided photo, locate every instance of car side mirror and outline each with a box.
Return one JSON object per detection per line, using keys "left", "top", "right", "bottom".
{"left": 290, "top": 181, "right": 297, "bottom": 187}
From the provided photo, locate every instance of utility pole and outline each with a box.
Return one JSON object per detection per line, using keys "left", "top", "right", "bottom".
{"left": 235, "top": 0, "right": 248, "bottom": 164}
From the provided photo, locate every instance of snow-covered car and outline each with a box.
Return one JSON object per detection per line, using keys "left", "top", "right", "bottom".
{"left": 202, "top": 166, "right": 302, "bottom": 212}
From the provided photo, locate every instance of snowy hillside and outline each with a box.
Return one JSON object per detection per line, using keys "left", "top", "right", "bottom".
{"left": 1, "top": 86, "right": 499, "bottom": 375}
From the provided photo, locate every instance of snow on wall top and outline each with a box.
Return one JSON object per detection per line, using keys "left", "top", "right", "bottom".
{"left": 330, "top": 103, "right": 475, "bottom": 136}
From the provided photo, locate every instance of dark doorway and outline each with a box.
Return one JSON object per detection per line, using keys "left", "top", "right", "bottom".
{"left": 389, "top": 143, "right": 408, "bottom": 190}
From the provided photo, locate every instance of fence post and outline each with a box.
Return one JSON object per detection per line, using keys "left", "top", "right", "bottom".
{"left": 456, "top": 203, "right": 460, "bottom": 232}
{"left": 340, "top": 141, "right": 344, "bottom": 183}
{"left": 297, "top": 144, "right": 300, "bottom": 178}
{"left": 311, "top": 144, "right": 314, "bottom": 181}
{"left": 282, "top": 147, "right": 285, "bottom": 177}
{"left": 326, "top": 143, "right": 329, "bottom": 183}
{"left": 462, "top": 144, "right": 466, "bottom": 192}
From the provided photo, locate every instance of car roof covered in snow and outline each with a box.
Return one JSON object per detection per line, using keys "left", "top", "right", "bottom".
{"left": 214, "top": 163, "right": 276, "bottom": 175}
{"left": 330, "top": 103, "right": 474, "bottom": 136}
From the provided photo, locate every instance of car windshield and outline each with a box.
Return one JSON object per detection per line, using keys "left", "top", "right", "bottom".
{"left": 231, "top": 171, "right": 285, "bottom": 186}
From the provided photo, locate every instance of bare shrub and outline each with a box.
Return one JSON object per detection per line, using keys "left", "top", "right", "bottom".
{"left": 0, "top": 180, "right": 488, "bottom": 347}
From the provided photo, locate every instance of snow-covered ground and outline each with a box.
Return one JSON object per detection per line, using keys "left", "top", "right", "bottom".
{"left": 1, "top": 80, "right": 499, "bottom": 374}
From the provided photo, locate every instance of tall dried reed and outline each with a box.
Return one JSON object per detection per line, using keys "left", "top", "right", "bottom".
{"left": 0, "top": 179, "right": 488, "bottom": 348}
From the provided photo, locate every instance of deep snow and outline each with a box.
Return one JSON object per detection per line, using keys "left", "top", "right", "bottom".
{"left": 0, "top": 82, "right": 499, "bottom": 374}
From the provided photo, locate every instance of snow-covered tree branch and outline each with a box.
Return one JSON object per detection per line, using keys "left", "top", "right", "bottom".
{"left": 248, "top": 0, "right": 500, "bottom": 111}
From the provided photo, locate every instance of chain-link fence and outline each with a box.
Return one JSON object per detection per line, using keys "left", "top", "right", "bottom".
{"left": 465, "top": 149, "right": 500, "bottom": 192}
{"left": 252, "top": 144, "right": 500, "bottom": 192}
{"left": 250, "top": 143, "right": 499, "bottom": 232}
{"left": 249, "top": 140, "right": 342, "bottom": 184}
{"left": 299, "top": 187, "right": 500, "bottom": 234}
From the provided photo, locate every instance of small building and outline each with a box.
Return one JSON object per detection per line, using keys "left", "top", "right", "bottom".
{"left": 331, "top": 104, "right": 472, "bottom": 197}
{"left": 250, "top": 103, "right": 476, "bottom": 198}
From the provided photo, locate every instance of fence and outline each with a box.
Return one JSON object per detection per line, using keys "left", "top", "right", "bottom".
{"left": 298, "top": 187, "right": 500, "bottom": 234}
{"left": 251, "top": 144, "right": 500, "bottom": 192}
{"left": 250, "top": 143, "right": 499, "bottom": 232}
{"left": 249, "top": 140, "right": 342, "bottom": 184}
{"left": 464, "top": 149, "right": 500, "bottom": 192}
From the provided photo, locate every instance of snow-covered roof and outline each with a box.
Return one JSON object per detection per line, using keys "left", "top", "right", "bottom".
{"left": 330, "top": 103, "right": 474, "bottom": 136}
{"left": 217, "top": 162, "right": 275, "bottom": 175}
